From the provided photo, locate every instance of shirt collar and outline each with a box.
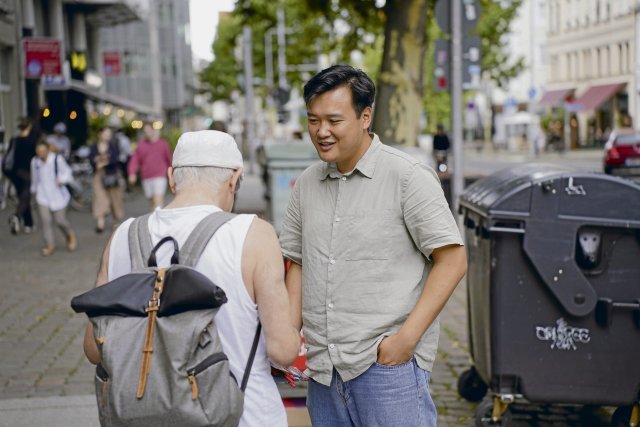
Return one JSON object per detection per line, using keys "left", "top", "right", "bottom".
{"left": 320, "top": 133, "right": 382, "bottom": 180}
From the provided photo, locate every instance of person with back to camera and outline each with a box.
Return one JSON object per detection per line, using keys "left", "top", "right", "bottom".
{"left": 30, "top": 140, "right": 77, "bottom": 256}
{"left": 279, "top": 65, "right": 468, "bottom": 427}
{"left": 128, "top": 122, "right": 173, "bottom": 210}
{"left": 83, "top": 130, "right": 301, "bottom": 426}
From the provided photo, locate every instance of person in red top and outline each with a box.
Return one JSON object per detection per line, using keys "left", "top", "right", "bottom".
{"left": 127, "top": 122, "right": 172, "bottom": 210}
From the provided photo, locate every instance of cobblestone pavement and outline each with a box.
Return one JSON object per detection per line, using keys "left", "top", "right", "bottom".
{"left": 0, "top": 169, "right": 617, "bottom": 426}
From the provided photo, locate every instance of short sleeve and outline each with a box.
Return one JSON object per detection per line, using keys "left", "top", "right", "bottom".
{"left": 401, "top": 164, "right": 463, "bottom": 258}
{"left": 279, "top": 178, "right": 303, "bottom": 265}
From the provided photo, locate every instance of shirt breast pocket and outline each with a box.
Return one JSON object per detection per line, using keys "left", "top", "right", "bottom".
{"left": 344, "top": 210, "right": 398, "bottom": 261}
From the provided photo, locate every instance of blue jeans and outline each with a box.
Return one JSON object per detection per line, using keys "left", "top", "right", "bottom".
{"left": 307, "top": 358, "right": 437, "bottom": 427}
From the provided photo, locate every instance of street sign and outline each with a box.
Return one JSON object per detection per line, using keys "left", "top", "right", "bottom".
{"left": 434, "top": 39, "right": 450, "bottom": 92}
{"left": 462, "top": 36, "right": 481, "bottom": 90}
{"left": 103, "top": 51, "right": 121, "bottom": 76}
{"left": 41, "top": 74, "right": 66, "bottom": 89}
{"left": 435, "top": 0, "right": 480, "bottom": 35}
{"left": 434, "top": 37, "right": 482, "bottom": 92}
{"left": 23, "top": 38, "right": 62, "bottom": 79}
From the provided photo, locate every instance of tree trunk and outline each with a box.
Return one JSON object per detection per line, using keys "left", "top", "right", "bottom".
{"left": 372, "top": 0, "right": 429, "bottom": 146}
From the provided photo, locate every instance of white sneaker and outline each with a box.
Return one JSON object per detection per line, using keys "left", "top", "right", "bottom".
{"left": 9, "top": 216, "right": 20, "bottom": 235}
{"left": 24, "top": 226, "right": 33, "bottom": 234}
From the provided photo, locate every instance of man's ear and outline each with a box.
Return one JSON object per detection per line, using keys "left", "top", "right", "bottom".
{"left": 230, "top": 168, "right": 243, "bottom": 193}
{"left": 360, "top": 106, "right": 372, "bottom": 130}
{"left": 167, "top": 167, "right": 177, "bottom": 194}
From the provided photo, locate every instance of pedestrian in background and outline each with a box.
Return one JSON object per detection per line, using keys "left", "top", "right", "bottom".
{"left": 128, "top": 122, "right": 172, "bottom": 210}
{"left": 84, "top": 130, "right": 300, "bottom": 426}
{"left": 280, "top": 65, "right": 467, "bottom": 427}
{"left": 90, "top": 127, "right": 124, "bottom": 233}
{"left": 30, "top": 140, "right": 77, "bottom": 256}
{"left": 46, "top": 122, "right": 71, "bottom": 160}
{"left": 115, "top": 128, "right": 132, "bottom": 192}
{"left": 5, "top": 117, "right": 39, "bottom": 235}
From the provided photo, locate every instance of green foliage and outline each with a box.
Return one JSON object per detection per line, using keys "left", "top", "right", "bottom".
{"left": 476, "top": 0, "right": 525, "bottom": 88}
{"left": 87, "top": 114, "right": 108, "bottom": 144}
{"left": 198, "top": 13, "right": 243, "bottom": 101}
{"left": 199, "top": 0, "right": 524, "bottom": 122}
{"left": 161, "top": 127, "right": 182, "bottom": 151}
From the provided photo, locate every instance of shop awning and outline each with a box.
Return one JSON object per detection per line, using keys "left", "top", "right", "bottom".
{"left": 45, "top": 79, "right": 160, "bottom": 117}
{"left": 572, "top": 83, "right": 625, "bottom": 111}
{"left": 537, "top": 88, "right": 574, "bottom": 106}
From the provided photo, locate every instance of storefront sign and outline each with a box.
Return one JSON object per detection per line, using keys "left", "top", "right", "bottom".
{"left": 103, "top": 51, "right": 121, "bottom": 76}
{"left": 23, "top": 38, "right": 62, "bottom": 79}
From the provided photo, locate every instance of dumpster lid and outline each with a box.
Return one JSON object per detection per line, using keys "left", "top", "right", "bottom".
{"left": 263, "top": 143, "right": 318, "bottom": 160}
{"left": 460, "top": 163, "right": 575, "bottom": 213}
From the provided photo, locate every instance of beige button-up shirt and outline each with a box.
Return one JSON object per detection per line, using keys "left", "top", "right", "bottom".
{"left": 279, "top": 134, "right": 463, "bottom": 386}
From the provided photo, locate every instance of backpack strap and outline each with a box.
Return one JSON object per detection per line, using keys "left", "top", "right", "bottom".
{"left": 181, "top": 211, "right": 262, "bottom": 391}
{"left": 128, "top": 213, "right": 153, "bottom": 270}
{"left": 241, "top": 323, "right": 262, "bottom": 392}
{"left": 180, "top": 211, "right": 237, "bottom": 267}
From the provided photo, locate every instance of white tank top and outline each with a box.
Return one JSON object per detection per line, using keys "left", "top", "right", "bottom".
{"left": 108, "top": 204, "right": 287, "bottom": 427}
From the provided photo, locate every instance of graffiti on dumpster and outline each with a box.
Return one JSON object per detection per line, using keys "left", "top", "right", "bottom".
{"left": 535, "top": 318, "right": 591, "bottom": 351}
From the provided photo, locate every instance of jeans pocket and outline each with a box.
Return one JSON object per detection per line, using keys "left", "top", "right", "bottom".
{"left": 373, "top": 357, "right": 414, "bottom": 369}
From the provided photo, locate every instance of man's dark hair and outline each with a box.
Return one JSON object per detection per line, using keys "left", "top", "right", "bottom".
{"left": 303, "top": 65, "right": 375, "bottom": 118}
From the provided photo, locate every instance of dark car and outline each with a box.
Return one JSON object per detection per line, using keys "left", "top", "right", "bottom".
{"left": 603, "top": 131, "right": 640, "bottom": 178}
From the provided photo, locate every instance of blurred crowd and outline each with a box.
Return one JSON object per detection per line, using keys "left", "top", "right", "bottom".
{"left": 0, "top": 117, "right": 172, "bottom": 257}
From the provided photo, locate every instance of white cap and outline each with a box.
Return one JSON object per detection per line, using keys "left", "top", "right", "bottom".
{"left": 172, "top": 130, "right": 243, "bottom": 169}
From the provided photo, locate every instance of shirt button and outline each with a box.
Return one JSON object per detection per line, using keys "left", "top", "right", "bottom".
{"left": 329, "top": 344, "right": 335, "bottom": 349}
{"left": 341, "top": 176, "right": 347, "bottom": 181}
{"left": 329, "top": 259, "right": 335, "bottom": 265}
{"left": 335, "top": 217, "right": 340, "bottom": 222}
{"left": 328, "top": 303, "right": 334, "bottom": 309}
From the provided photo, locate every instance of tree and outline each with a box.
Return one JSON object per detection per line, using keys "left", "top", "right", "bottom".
{"left": 372, "top": 0, "right": 432, "bottom": 145}
{"left": 199, "top": 0, "right": 524, "bottom": 145}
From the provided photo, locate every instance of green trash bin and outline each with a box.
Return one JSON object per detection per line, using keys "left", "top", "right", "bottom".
{"left": 263, "top": 143, "right": 318, "bottom": 233}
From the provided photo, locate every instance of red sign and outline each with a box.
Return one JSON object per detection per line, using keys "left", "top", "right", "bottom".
{"left": 23, "top": 38, "right": 62, "bottom": 79}
{"left": 103, "top": 51, "right": 121, "bottom": 76}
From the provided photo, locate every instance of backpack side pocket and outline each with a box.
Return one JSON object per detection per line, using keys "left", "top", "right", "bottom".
{"left": 187, "top": 352, "right": 244, "bottom": 426}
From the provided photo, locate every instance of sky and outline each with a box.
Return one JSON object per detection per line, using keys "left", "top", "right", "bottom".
{"left": 189, "top": 0, "right": 236, "bottom": 62}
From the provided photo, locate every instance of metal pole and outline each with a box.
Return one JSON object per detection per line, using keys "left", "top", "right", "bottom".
{"left": 451, "top": 0, "right": 464, "bottom": 214}
{"left": 265, "top": 28, "right": 274, "bottom": 91}
{"left": 276, "top": 8, "right": 288, "bottom": 89}
{"left": 243, "top": 25, "right": 255, "bottom": 174}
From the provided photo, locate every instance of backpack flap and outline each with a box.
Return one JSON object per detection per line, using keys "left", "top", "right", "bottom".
{"left": 71, "top": 273, "right": 157, "bottom": 317}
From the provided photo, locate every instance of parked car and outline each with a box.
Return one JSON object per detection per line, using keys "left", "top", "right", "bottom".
{"left": 603, "top": 131, "right": 640, "bottom": 179}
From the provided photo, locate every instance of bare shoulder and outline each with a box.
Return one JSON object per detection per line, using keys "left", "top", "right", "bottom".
{"left": 244, "top": 216, "right": 278, "bottom": 246}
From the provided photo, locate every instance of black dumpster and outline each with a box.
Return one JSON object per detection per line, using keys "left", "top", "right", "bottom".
{"left": 456, "top": 164, "right": 640, "bottom": 426}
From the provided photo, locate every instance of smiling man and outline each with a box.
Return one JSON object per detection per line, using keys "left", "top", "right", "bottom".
{"left": 279, "top": 65, "right": 468, "bottom": 427}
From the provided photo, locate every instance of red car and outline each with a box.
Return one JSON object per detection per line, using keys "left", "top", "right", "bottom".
{"left": 603, "top": 131, "right": 640, "bottom": 178}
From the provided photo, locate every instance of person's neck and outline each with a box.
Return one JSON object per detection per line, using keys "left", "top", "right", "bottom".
{"left": 164, "top": 190, "right": 228, "bottom": 211}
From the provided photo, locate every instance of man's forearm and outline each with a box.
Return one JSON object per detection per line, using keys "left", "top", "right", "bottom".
{"left": 284, "top": 261, "right": 303, "bottom": 331}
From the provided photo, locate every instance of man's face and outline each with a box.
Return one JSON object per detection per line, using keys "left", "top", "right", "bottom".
{"left": 307, "top": 86, "right": 372, "bottom": 173}
{"left": 143, "top": 125, "right": 155, "bottom": 140}
{"left": 36, "top": 144, "right": 48, "bottom": 160}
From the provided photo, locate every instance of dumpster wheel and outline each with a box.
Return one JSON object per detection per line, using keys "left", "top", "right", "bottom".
{"left": 458, "top": 367, "right": 488, "bottom": 402}
{"left": 475, "top": 396, "right": 512, "bottom": 427}
{"left": 610, "top": 403, "right": 640, "bottom": 427}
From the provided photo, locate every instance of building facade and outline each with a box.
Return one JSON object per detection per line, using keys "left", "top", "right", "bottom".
{"left": 100, "top": 0, "right": 195, "bottom": 129}
{"left": 542, "top": 0, "right": 636, "bottom": 146}
{"left": 0, "top": 0, "right": 144, "bottom": 147}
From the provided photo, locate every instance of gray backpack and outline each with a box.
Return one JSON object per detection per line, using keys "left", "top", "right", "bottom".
{"left": 71, "top": 212, "right": 261, "bottom": 427}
